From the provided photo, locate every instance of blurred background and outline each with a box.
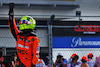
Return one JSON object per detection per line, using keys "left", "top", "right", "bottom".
{"left": 0, "top": 0, "right": 100, "bottom": 66}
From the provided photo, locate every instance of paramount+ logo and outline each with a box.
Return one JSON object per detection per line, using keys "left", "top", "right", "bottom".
{"left": 74, "top": 25, "right": 100, "bottom": 32}
{"left": 71, "top": 37, "right": 100, "bottom": 47}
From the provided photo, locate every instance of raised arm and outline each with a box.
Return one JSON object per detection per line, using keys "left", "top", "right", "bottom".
{"left": 8, "top": 3, "right": 19, "bottom": 40}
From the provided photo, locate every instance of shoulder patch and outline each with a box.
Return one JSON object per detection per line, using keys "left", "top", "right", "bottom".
{"left": 32, "top": 38, "right": 34, "bottom": 41}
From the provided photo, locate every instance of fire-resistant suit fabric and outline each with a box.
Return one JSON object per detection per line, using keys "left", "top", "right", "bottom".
{"left": 8, "top": 12, "right": 40, "bottom": 67}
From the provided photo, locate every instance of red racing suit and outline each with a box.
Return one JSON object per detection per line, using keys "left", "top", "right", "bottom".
{"left": 8, "top": 11, "right": 40, "bottom": 67}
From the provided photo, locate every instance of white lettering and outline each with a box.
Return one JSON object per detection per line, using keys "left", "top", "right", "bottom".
{"left": 71, "top": 37, "right": 100, "bottom": 47}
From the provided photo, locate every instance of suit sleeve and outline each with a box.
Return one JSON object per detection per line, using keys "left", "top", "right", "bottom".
{"left": 8, "top": 9, "right": 19, "bottom": 41}
{"left": 31, "top": 37, "right": 40, "bottom": 65}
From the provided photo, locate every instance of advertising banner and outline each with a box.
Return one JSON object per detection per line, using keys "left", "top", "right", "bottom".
{"left": 53, "top": 37, "right": 100, "bottom": 48}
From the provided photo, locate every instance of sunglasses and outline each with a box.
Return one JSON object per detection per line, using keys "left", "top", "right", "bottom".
{"left": 19, "top": 20, "right": 32, "bottom": 25}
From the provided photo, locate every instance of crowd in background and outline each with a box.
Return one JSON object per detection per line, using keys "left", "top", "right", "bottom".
{"left": 0, "top": 51, "right": 100, "bottom": 67}
{"left": 0, "top": 51, "right": 49, "bottom": 67}
{"left": 53, "top": 53, "right": 100, "bottom": 67}
{"left": 0, "top": 51, "right": 17, "bottom": 67}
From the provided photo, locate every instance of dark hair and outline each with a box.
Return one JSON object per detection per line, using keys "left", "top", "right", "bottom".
{"left": 57, "top": 55, "right": 63, "bottom": 59}
{"left": 11, "top": 53, "right": 17, "bottom": 61}
{"left": 88, "top": 55, "right": 93, "bottom": 59}
{"left": 81, "top": 59, "right": 86, "bottom": 63}
{"left": 74, "top": 55, "right": 79, "bottom": 60}
{"left": 71, "top": 55, "right": 79, "bottom": 63}
{"left": 0, "top": 51, "right": 3, "bottom": 58}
